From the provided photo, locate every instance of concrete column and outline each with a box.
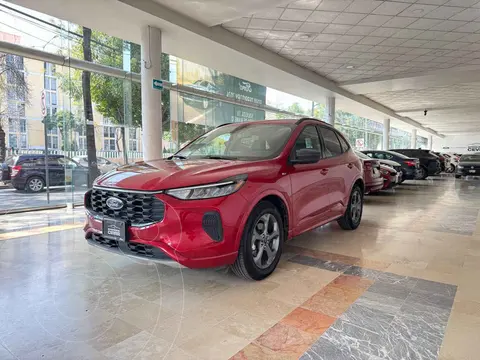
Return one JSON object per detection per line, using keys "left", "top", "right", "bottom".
{"left": 428, "top": 135, "right": 433, "bottom": 150}
{"left": 141, "top": 26, "right": 163, "bottom": 161}
{"left": 411, "top": 129, "right": 417, "bottom": 149}
{"left": 325, "top": 97, "right": 335, "bottom": 125}
{"left": 383, "top": 118, "right": 390, "bottom": 150}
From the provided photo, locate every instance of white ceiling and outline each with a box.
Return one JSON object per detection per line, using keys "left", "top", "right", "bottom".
{"left": 220, "top": 0, "right": 480, "bottom": 135}
{"left": 13, "top": 0, "right": 480, "bottom": 137}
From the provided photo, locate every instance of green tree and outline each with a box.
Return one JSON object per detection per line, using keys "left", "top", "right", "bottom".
{"left": 59, "top": 28, "right": 170, "bottom": 161}
{"left": 0, "top": 54, "right": 30, "bottom": 161}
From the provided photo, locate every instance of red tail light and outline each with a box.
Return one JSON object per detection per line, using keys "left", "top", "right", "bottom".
{"left": 404, "top": 160, "right": 416, "bottom": 167}
{"left": 11, "top": 165, "right": 22, "bottom": 177}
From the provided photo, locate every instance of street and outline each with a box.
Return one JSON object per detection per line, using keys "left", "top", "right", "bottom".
{"left": 0, "top": 186, "right": 86, "bottom": 212}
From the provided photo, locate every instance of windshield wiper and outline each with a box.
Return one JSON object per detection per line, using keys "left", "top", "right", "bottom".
{"left": 202, "top": 155, "right": 238, "bottom": 160}
{"left": 167, "top": 155, "right": 188, "bottom": 160}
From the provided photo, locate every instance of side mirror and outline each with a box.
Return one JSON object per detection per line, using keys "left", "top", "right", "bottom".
{"left": 105, "top": 160, "right": 111, "bottom": 165}
{"left": 291, "top": 148, "right": 321, "bottom": 164}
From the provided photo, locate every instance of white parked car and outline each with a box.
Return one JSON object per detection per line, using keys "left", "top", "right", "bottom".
{"left": 73, "top": 156, "right": 120, "bottom": 174}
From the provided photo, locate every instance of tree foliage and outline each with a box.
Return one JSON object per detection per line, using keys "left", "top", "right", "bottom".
{"left": 43, "top": 110, "right": 82, "bottom": 151}
{"left": 0, "top": 54, "right": 30, "bottom": 161}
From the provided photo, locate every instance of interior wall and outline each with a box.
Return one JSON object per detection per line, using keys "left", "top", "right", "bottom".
{"left": 433, "top": 134, "right": 480, "bottom": 154}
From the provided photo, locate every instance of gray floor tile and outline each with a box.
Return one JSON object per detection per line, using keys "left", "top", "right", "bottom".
{"left": 289, "top": 255, "right": 351, "bottom": 272}
{"left": 414, "top": 279, "right": 457, "bottom": 298}
{"left": 405, "top": 288, "right": 455, "bottom": 310}
{"left": 301, "top": 336, "right": 370, "bottom": 360}
{"left": 343, "top": 266, "right": 382, "bottom": 280}
{"left": 366, "top": 281, "right": 413, "bottom": 301}
{"left": 376, "top": 273, "right": 418, "bottom": 288}
{"left": 356, "top": 291, "right": 405, "bottom": 315}
{"left": 340, "top": 303, "right": 395, "bottom": 334}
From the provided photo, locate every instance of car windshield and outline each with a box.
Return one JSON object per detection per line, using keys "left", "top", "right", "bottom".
{"left": 460, "top": 154, "right": 480, "bottom": 162}
{"left": 175, "top": 123, "right": 294, "bottom": 160}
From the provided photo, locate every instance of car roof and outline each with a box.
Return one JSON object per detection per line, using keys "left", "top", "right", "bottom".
{"left": 19, "top": 154, "right": 65, "bottom": 158}
{"left": 218, "top": 118, "right": 333, "bottom": 127}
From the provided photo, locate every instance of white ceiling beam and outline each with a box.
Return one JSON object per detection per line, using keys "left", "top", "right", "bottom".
{"left": 339, "top": 67, "right": 480, "bottom": 95}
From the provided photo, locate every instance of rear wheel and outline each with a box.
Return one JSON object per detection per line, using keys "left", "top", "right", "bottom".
{"left": 417, "top": 166, "right": 428, "bottom": 180}
{"left": 231, "top": 201, "right": 284, "bottom": 281}
{"left": 26, "top": 176, "right": 45, "bottom": 193}
{"left": 337, "top": 184, "right": 363, "bottom": 230}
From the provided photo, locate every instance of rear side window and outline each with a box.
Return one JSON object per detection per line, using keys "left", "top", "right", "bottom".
{"left": 318, "top": 126, "right": 342, "bottom": 157}
{"left": 336, "top": 133, "right": 350, "bottom": 152}
{"left": 291, "top": 125, "right": 321, "bottom": 160}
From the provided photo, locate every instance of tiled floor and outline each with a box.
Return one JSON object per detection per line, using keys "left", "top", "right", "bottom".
{"left": 0, "top": 177, "right": 479, "bottom": 360}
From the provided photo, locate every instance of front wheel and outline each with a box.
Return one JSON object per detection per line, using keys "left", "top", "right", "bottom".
{"left": 417, "top": 167, "right": 428, "bottom": 180}
{"left": 230, "top": 201, "right": 284, "bottom": 281}
{"left": 337, "top": 184, "right": 363, "bottom": 230}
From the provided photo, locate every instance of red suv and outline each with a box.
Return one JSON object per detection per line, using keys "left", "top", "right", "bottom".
{"left": 84, "top": 119, "right": 364, "bottom": 280}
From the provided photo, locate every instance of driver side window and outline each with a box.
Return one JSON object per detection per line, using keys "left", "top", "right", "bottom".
{"left": 291, "top": 125, "right": 321, "bottom": 161}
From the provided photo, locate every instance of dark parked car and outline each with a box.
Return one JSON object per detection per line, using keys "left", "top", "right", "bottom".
{"left": 4, "top": 154, "right": 88, "bottom": 192}
{"left": 456, "top": 153, "right": 480, "bottom": 178}
{"left": 389, "top": 149, "right": 441, "bottom": 179}
{"left": 361, "top": 150, "right": 419, "bottom": 181}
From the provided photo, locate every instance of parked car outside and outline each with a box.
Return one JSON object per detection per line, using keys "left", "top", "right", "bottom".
{"left": 390, "top": 149, "right": 441, "bottom": 179}
{"left": 361, "top": 150, "right": 419, "bottom": 181}
{"left": 84, "top": 119, "right": 365, "bottom": 280}
{"left": 73, "top": 156, "right": 120, "bottom": 174}
{"left": 456, "top": 153, "right": 480, "bottom": 178}
{"left": 5, "top": 154, "right": 88, "bottom": 192}
{"left": 354, "top": 151, "right": 384, "bottom": 193}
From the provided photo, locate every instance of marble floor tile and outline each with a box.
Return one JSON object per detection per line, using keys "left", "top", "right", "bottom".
{"left": 217, "top": 310, "right": 279, "bottom": 341}
{"left": 406, "top": 288, "right": 455, "bottom": 310}
{"left": 355, "top": 291, "right": 405, "bottom": 315}
{"left": 280, "top": 307, "right": 336, "bottom": 336}
{"left": 414, "top": 279, "right": 457, "bottom": 298}
{"left": 254, "top": 323, "right": 318, "bottom": 358}
{"left": 301, "top": 336, "right": 370, "bottom": 360}
{"left": 366, "top": 281, "right": 414, "bottom": 301}
{"left": 289, "top": 255, "right": 351, "bottom": 272}
{"left": 339, "top": 303, "right": 395, "bottom": 334}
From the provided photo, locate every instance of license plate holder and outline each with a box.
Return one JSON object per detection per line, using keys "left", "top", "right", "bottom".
{"left": 469, "top": 170, "right": 476, "bottom": 174}
{"left": 102, "top": 218, "right": 127, "bottom": 242}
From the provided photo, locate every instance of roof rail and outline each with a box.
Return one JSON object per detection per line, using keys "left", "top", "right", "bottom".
{"left": 295, "top": 117, "right": 331, "bottom": 126}
{"left": 216, "top": 122, "right": 232, "bottom": 128}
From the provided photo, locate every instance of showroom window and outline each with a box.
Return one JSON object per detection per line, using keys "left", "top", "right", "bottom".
{"left": 334, "top": 111, "right": 383, "bottom": 150}
{"left": 417, "top": 136, "right": 428, "bottom": 149}
{"left": 389, "top": 127, "right": 411, "bottom": 149}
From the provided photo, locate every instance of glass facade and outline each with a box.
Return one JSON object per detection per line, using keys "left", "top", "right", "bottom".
{"left": 0, "top": 5, "right": 423, "bottom": 212}
{"left": 389, "top": 127, "right": 412, "bottom": 149}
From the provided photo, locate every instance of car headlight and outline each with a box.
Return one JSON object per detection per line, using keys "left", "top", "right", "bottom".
{"left": 381, "top": 169, "right": 389, "bottom": 175}
{"left": 458, "top": 165, "right": 463, "bottom": 169}
{"left": 165, "top": 175, "right": 247, "bottom": 200}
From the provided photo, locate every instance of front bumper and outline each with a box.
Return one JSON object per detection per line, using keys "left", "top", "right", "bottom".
{"left": 365, "top": 178, "right": 384, "bottom": 193}
{"left": 456, "top": 168, "right": 480, "bottom": 177}
{"left": 84, "top": 192, "right": 247, "bottom": 268}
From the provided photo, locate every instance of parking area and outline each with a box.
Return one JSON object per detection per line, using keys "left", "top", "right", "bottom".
{"left": 1, "top": 177, "right": 479, "bottom": 360}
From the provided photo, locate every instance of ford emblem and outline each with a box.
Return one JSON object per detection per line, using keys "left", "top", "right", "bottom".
{"left": 106, "top": 196, "right": 124, "bottom": 210}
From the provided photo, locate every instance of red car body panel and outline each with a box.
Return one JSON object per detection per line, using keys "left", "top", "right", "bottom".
{"left": 84, "top": 119, "right": 364, "bottom": 268}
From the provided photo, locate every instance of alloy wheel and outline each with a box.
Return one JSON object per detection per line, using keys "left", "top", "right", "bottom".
{"left": 251, "top": 213, "right": 280, "bottom": 269}
{"left": 350, "top": 189, "right": 362, "bottom": 224}
{"left": 29, "top": 178, "right": 43, "bottom": 192}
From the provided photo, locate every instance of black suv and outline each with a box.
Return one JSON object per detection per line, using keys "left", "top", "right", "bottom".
{"left": 390, "top": 149, "right": 442, "bottom": 179}
{"left": 361, "top": 150, "right": 420, "bottom": 181}
{"left": 3, "top": 154, "right": 88, "bottom": 192}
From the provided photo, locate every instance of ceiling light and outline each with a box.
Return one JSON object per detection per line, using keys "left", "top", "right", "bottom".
{"left": 298, "top": 33, "right": 315, "bottom": 40}
{"left": 412, "top": 8, "right": 424, "bottom": 14}
{"left": 346, "top": 65, "right": 355, "bottom": 69}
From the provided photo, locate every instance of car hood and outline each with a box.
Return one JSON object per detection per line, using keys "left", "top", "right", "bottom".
{"left": 94, "top": 158, "right": 254, "bottom": 191}
{"left": 459, "top": 161, "right": 480, "bottom": 166}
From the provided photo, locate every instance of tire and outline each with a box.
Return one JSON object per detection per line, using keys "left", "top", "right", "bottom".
{"left": 448, "top": 164, "right": 455, "bottom": 173}
{"left": 417, "top": 166, "right": 428, "bottom": 180}
{"left": 26, "top": 176, "right": 45, "bottom": 193}
{"left": 337, "top": 184, "right": 363, "bottom": 231}
{"left": 455, "top": 174, "right": 462, "bottom": 179}
{"left": 230, "top": 201, "right": 284, "bottom": 281}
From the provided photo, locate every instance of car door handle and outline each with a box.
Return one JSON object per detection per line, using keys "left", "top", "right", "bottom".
{"left": 347, "top": 163, "right": 353, "bottom": 169}
{"left": 320, "top": 169, "right": 329, "bottom": 175}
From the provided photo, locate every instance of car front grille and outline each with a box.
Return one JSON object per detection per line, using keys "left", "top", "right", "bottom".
{"left": 88, "top": 188, "right": 165, "bottom": 225}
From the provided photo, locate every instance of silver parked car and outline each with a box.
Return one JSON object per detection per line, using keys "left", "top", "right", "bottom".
{"left": 73, "top": 156, "right": 120, "bottom": 174}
